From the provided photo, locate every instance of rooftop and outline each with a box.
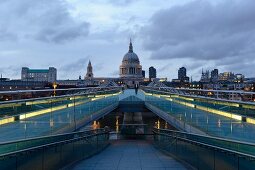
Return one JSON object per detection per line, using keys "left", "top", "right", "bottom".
{"left": 28, "top": 69, "right": 49, "bottom": 73}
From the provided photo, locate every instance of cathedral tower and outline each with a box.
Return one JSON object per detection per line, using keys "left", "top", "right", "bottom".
{"left": 85, "top": 60, "right": 94, "bottom": 79}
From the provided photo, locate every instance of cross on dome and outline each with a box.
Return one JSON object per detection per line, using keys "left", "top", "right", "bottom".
{"left": 129, "top": 38, "right": 133, "bottom": 53}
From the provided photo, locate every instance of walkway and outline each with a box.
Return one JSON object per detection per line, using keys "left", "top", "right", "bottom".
{"left": 72, "top": 140, "right": 189, "bottom": 170}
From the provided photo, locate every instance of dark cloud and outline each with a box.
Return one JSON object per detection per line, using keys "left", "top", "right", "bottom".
{"left": 184, "top": 60, "right": 208, "bottom": 71}
{"left": 224, "top": 59, "right": 255, "bottom": 76}
{"left": 141, "top": 0, "right": 255, "bottom": 65}
{"left": 1, "top": 0, "right": 254, "bottom": 80}
{"left": 59, "top": 57, "right": 89, "bottom": 79}
{"left": 158, "top": 64, "right": 171, "bottom": 72}
{"left": 35, "top": 22, "right": 89, "bottom": 43}
{"left": 0, "top": 0, "right": 90, "bottom": 43}
{"left": 60, "top": 57, "right": 89, "bottom": 72}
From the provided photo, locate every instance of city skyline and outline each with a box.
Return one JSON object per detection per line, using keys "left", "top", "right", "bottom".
{"left": 0, "top": 47, "right": 251, "bottom": 81}
{"left": 1, "top": 0, "right": 255, "bottom": 81}
{"left": 1, "top": 1, "right": 255, "bottom": 168}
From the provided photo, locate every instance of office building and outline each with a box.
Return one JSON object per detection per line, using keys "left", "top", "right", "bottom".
{"left": 219, "top": 72, "right": 235, "bottom": 81}
{"left": 142, "top": 70, "right": 145, "bottom": 78}
{"left": 211, "top": 69, "right": 219, "bottom": 82}
{"left": 178, "top": 67, "right": 189, "bottom": 82}
{"left": 149, "top": 66, "right": 156, "bottom": 80}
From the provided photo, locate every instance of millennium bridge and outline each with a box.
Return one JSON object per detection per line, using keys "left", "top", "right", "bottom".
{"left": 1, "top": 86, "right": 255, "bottom": 170}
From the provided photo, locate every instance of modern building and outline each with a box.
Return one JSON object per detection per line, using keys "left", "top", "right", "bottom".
{"left": 234, "top": 74, "right": 245, "bottom": 83}
{"left": 219, "top": 72, "right": 235, "bottom": 81}
{"left": 142, "top": 70, "right": 145, "bottom": 78}
{"left": 178, "top": 67, "right": 186, "bottom": 80}
{"left": 149, "top": 66, "right": 156, "bottom": 80}
{"left": 21, "top": 67, "right": 57, "bottom": 82}
{"left": 178, "top": 67, "right": 189, "bottom": 82}
{"left": 211, "top": 69, "right": 219, "bottom": 82}
{"left": 119, "top": 40, "right": 143, "bottom": 86}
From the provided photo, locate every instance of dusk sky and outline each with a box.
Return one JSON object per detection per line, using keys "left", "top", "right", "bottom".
{"left": 0, "top": 0, "right": 255, "bottom": 80}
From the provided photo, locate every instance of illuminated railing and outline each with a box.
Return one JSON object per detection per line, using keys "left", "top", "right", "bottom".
{"left": 0, "top": 87, "right": 121, "bottom": 142}
{"left": 0, "top": 129, "right": 109, "bottom": 170}
{"left": 0, "top": 86, "right": 122, "bottom": 101}
{"left": 153, "top": 128, "right": 255, "bottom": 170}
{"left": 143, "top": 89, "right": 255, "bottom": 142}
{"left": 142, "top": 87, "right": 255, "bottom": 121}
{"left": 141, "top": 86, "right": 255, "bottom": 103}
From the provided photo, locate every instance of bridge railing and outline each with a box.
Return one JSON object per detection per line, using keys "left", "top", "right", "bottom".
{"left": 153, "top": 128, "right": 255, "bottom": 170}
{"left": 0, "top": 86, "right": 122, "bottom": 102}
{"left": 141, "top": 86, "right": 255, "bottom": 103}
{"left": 0, "top": 87, "right": 121, "bottom": 142}
{"left": 0, "top": 128, "right": 109, "bottom": 170}
{"left": 142, "top": 86, "right": 255, "bottom": 124}
{"left": 142, "top": 87, "right": 255, "bottom": 142}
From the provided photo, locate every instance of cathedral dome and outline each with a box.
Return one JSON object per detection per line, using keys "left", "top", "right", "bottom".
{"left": 122, "top": 42, "right": 140, "bottom": 64}
{"left": 119, "top": 40, "right": 142, "bottom": 78}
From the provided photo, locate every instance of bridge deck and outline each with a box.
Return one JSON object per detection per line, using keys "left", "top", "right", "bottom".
{"left": 72, "top": 140, "right": 189, "bottom": 170}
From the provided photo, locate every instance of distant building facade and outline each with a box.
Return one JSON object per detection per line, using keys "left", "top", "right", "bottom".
{"left": 196, "top": 69, "right": 253, "bottom": 91}
{"left": 200, "top": 70, "right": 210, "bottom": 83}
{"left": 21, "top": 67, "right": 57, "bottom": 82}
{"left": 210, "top": 69, "right": 219, "bottom": 82}
{"left": 234, "top": 74, "right": 245, "bottom": 83}
{"left": 178, "top": 67, "right": 189, "bottom": 82}
{"left": 142, "top": 70, "right": 145, "bottom": 78}
{"left": 219, "top": 72, "right": 235, "bottom": 81}
{"left": 178, "top": 67, "right": 186, "bottom": 80}
{"left": 0, "top": 80, "right": 49, "bottom": 91}
{"left": 149, "top": 66, "right": 156, "bottom": 80}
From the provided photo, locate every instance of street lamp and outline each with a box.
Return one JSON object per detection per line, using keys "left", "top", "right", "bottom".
{"left": 52, "top": 82, "right": 57, "bottom": 96}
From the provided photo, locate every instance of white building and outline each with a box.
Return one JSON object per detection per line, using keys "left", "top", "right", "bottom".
{"left": 21, "top": 67, "right": 57, "bottom": 82}
{"left": 119, "top": 40, "right": 143, "bottom": 86}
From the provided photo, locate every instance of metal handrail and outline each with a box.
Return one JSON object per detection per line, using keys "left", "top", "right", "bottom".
{"left": 0, "top": 88, "right": 119, "bottom": 105}
{"left": 0, "top": 128, "right": 104, "bottom": 146}
{"left": 0, "top": 130, "right": 109, "bottom": 158}
{"left": 142, "top": 88, "right": 255, "bottom": 106}
{"left": 0, "top": 86, "right": 121, "bottom": 94}
{"left": 155, "top": 128, "right": 255, "bottom": 147}
{"left": 153, "top": 130, "right": 255, "bottom": 159}
{"left": 0, "top": 89, "right": 119, "bottom": 122}
{"left": 0, "top": 129, "right": 107, "bottom": 154}
{"left": 143, "top": 86, "right": 255, "bottom": 95}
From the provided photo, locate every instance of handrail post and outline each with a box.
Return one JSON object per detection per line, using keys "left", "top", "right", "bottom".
{"left": 96, "top": 133, "right": 99, "bottom": 153}
{"left": 15, "top": 155, "right": 18, "bottom": 170}
{"left": 238, "top": 156, "right": 240, "bottom": 170}
{"left": 213, "top": 149, "right": 215, "bottom": 170}
{"left": 73, "top": 95, "right": 77, "bottom": 131}
{"left": 42, "top": 147, "right": 45, "bottom": 170}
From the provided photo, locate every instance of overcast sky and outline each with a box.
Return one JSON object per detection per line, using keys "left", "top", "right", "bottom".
{"left": 0, "top": 0, "right": 254, "bottom": 80}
